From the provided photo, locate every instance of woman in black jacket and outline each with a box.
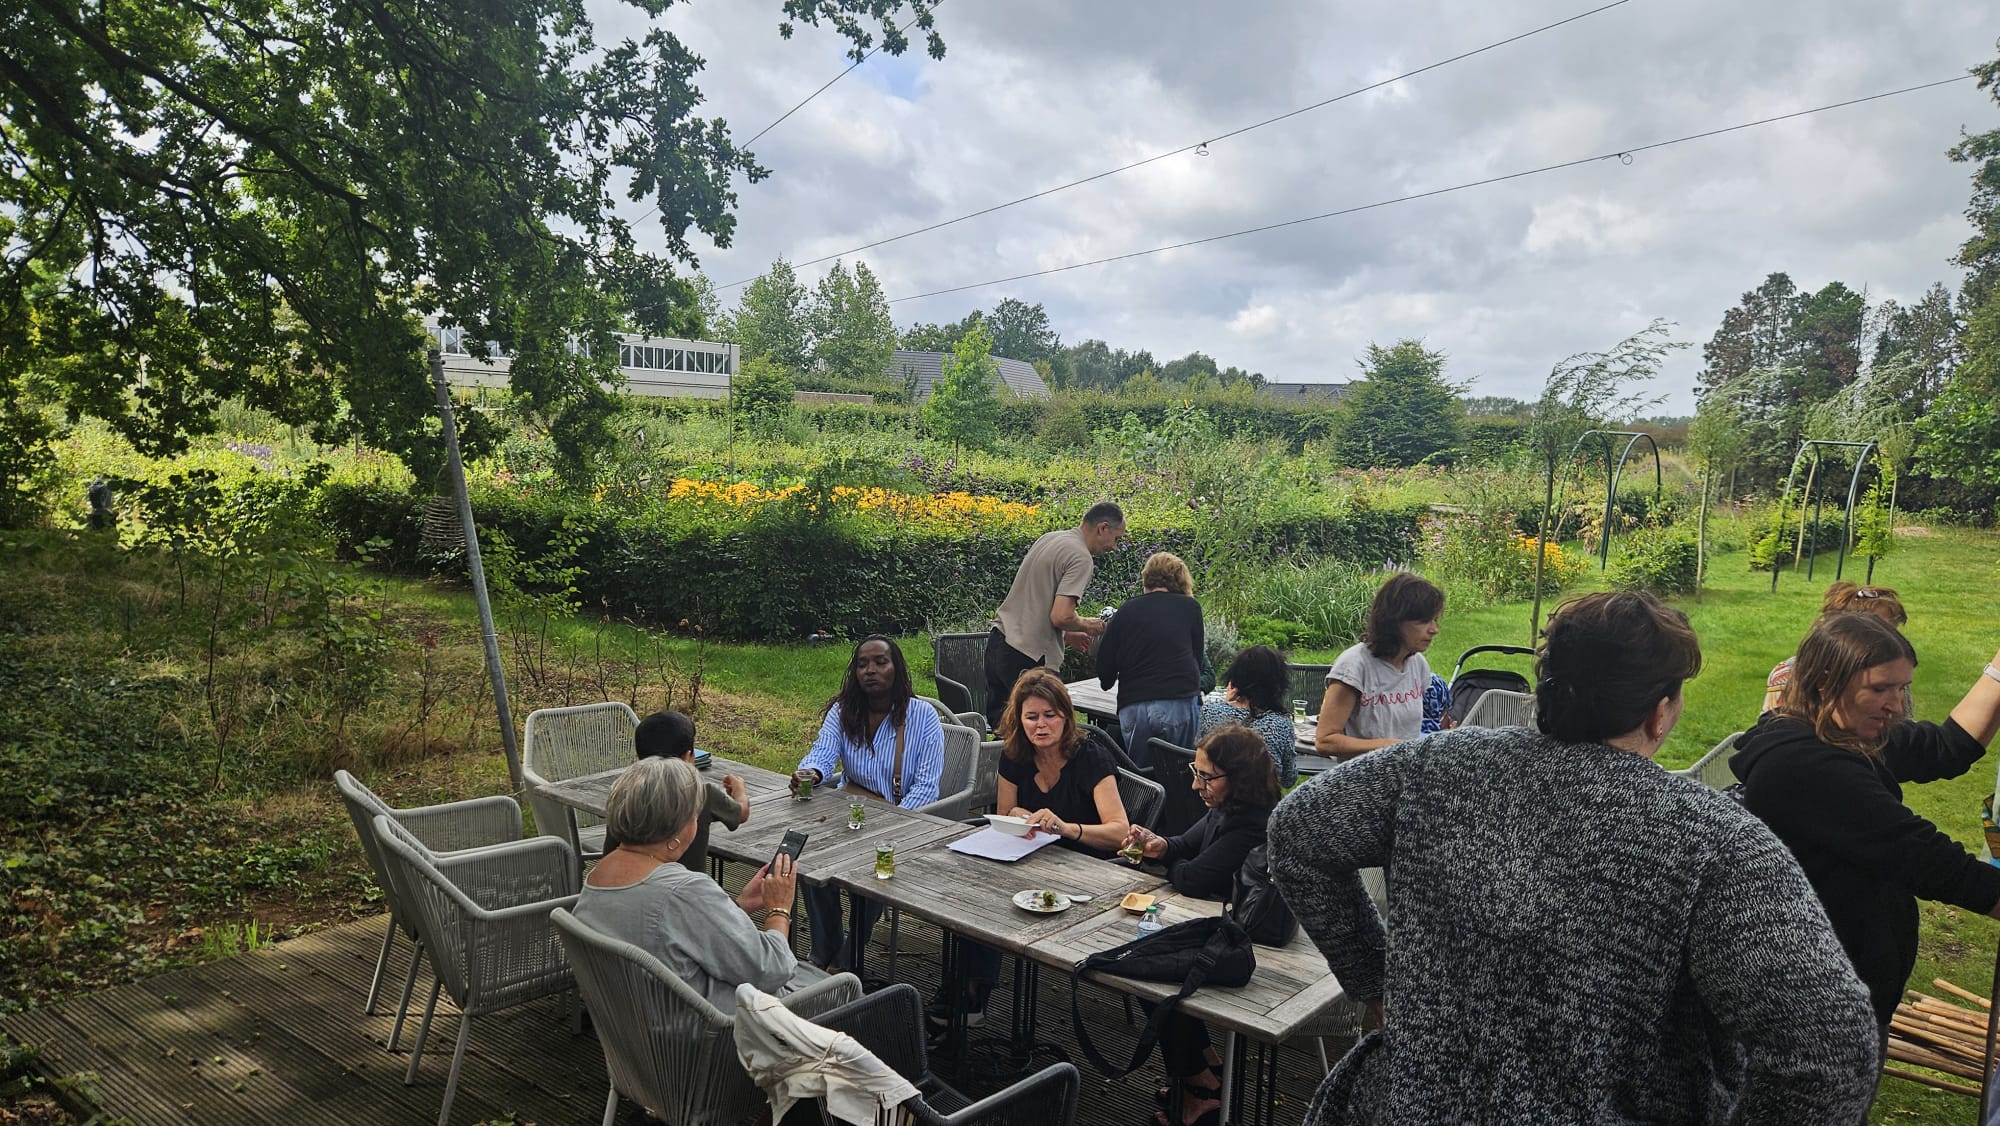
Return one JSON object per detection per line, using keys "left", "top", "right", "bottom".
{"left": 1732, "top": 612, "right": 2000, "bottom": 1029}
{"left": 1121, "top": 725, "right": 1281, "bottom": 1126}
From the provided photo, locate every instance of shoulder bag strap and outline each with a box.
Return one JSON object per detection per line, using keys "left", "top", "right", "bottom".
{"left": 1069, "top": 934, "right": 1225, "bottom": 1079}
{"left": 891, "top": 719, "right": 907, "bottom": 804}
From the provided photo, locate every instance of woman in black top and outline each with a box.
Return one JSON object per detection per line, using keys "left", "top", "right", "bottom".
{"left": 1733, "top": 612, "right": 2000, "bottom": 1028}
{"left": 1097, "top": 551, "right": 1204, "bottom": 770}
{"left": 1122, "top": 725, "right": 1281, "bottom": 1126}
{"left": 930, "top": 670, "right": 1133, "bottom": 1042}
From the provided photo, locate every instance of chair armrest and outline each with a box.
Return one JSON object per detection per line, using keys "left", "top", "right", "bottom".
{"left": 396, "top": 795, "right": 523, "bottom": 851}
{"left": 815, "top": 983, "right": 927, "bottom": 1084}
{"left": 915, "top": 785, "right": 976, "bottom": 820}
{"left": 935, "top": 1062, "right": 1079, "bottom": 1126}
{"left": 780, "top": 971, "right": 861, "bottom": 1020}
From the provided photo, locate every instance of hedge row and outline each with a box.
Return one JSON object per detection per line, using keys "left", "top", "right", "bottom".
{"left": 318, "top": 483, "right": 1428, "bottom": 640}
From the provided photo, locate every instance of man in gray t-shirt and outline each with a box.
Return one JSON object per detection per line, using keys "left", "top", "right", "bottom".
{"left": 983, "top": 502, "right": 1126, "bottom": 726}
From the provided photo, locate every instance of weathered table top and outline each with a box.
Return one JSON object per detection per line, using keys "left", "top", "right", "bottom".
{"left": 833, "top": 836, "right": 1346, "bottom": 1044}
{"left": 535, "top": 755, "right": 796, "bottom": 816}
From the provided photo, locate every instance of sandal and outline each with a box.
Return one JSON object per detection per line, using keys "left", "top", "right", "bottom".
{"left": 1152, "top": 1105, "right": 1221, "bottom": 1126}
{"left": 1153, "top": 1078, "right": 1222, "bottom": 1112}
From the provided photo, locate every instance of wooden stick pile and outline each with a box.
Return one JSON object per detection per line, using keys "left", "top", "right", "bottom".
{"left": 1885, "top": 978, "right": 1993, "bottom": 1097}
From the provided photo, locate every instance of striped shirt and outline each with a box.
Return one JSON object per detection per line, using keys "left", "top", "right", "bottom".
{"left": 798, "top": 701, "right": 944, "bottom": 809}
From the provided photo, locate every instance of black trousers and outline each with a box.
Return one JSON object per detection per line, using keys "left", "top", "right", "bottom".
{"left": 983, "top": 628, "right": 1044, "bottom": 729}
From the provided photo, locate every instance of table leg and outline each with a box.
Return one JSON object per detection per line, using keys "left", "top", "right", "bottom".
{"left": 1218, "top": 1030, "right": 1238, "bottom": 1126}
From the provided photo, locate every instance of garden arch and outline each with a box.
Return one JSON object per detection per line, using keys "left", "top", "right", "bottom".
{"left": 1767, "top": 439, "right": 1882, "bottom": 592}
{"left": 1554, "top": 430, "right": 1663, "bottom": 570}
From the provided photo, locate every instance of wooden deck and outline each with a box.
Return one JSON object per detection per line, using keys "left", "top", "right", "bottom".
{"left": 3, "top": 913, "right": 1341, "bottom": 1125}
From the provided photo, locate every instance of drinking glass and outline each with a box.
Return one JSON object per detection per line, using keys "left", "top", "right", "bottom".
{"left": 1293, "top": 699, "right": 1309, "bottom": 722}
{"left": 874, "top": 843, "right": 896, "bottom": 880}
{"left": 848, "top": 801, "right": 866, "bottom": 830}
{"left": 793, "top": 771, "right": 814, "bottom": 801}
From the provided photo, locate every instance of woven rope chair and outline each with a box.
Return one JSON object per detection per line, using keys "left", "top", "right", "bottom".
{"left": 551, "top": 907, "right": 860, "bottom": 1126}
{"left": 969, "top": 739, "right": 1002, "bottom": 816}
{"left": 333, "top": 771, "right": 524, "bottom": 1050}
{"left": 522, "top": 701, "right": 639, "bottom": 864}
{"left": 1115, "top": 766, "right": 1166, "bottom": 833}
{"left": 930, "top": 633, "right": 990, "bottom": 723}
{"left": 1673, "top": 731, "right": 1744, "bottom": 791}
{"left": 1458, "top": 688, "right": 1536, "bottom": 730}
{"left": 805, "top": 983, "right": 1080, "bottom": 1126}
{"left": 1145, "top": 739, "right": 1206, "bottom": 838}
{"left": 375, "top": 818, "right": 579, "bottom": 1126}
{"left": 1285, "top": 663, "right": 1333, "bottom": 712}
{"left": 918, "top": 695, "right": 986, "bottom": 736}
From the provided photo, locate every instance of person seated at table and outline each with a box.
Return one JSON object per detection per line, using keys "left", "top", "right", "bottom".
{"left": 628, "top": 709, "right": 747, "bottom": 880}
{"left": 790, "top": 635, "right": 945, "bottom": 972}
{"left": 1122, "top": 724, "right": 1282, "bottom": 1126}
{"left": 929, "top": 669, "right": 1132, "bottom": 1039}
{"left": 1313, "top": 571, "right": 1443, "bottom": 757}
{"left": 1268, "top": 591, "right": 1881, "bottom": 1124}
{"left": 1096, "top": 550, "right": 1204, "bottom": 769}
{"left": 1761, "top": 581, "right": 1910, "bottom": 714}
{"left": 1198, "top": 644, "right": 1298, "bottom": 787}
{"left": 574, "top": 757, "right": 818, "bottom": 1013}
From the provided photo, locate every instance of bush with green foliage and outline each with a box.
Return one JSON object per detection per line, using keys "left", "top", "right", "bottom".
{"left": 1608, "top": 523, "right": 1701, "bottom": 594}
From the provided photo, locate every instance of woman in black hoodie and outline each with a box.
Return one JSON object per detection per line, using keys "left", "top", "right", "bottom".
{"left": 1732, "top": 612, "right": 2000, "bottom": 1028}
{"left": 1122, "top": 725, "right": 1281, "bottom": 1126}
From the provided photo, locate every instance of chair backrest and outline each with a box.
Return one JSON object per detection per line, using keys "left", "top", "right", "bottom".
{"left": 551, "top": 907, "right": 765, "bottom": 1125}
{"left": 1115, "top": 767, "right": 1166, "bottom": 832}
{"left": 334, "top": 770, "right": 397, "bottom": 904}
{"left": 932, "top": 633, "right": 990, "bottom": 721}
{"left": 1285, "top": 663, "right": 1332, "bottom": 712}
{"left": 1146, "top": 740, "right": 1206, "bottom": 838}
{"left": 374, "top": 820, "right": 482, "bottom": 1002}
{"left": 523, "top": 701, "right": 638, "bottom": 843}
{"left": 918, "top": 696, "right": 986, "bottom": 736}
{"left": 1458, "top": 688, "right": 1536, "bottom": 730}
{"left": 918, "top": 723, "right": 982, "bottom": 821}
{"left": 1675, "top": 732, "right": 1744, "bottom": 790}
{"left": 970, "top": 739, "right": 1003, "bottom": 814}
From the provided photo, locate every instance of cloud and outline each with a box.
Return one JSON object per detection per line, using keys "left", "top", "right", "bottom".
{"left": 599, "top": 0, "right": 1997, "bottom": 412}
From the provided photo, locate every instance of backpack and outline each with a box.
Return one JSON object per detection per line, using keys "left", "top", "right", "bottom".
{"left": 1227, "top": 844, "right": 1298, "bottom": 947}
{"left": 1067, "top": 915, "right": 1255, "bottom": 1078}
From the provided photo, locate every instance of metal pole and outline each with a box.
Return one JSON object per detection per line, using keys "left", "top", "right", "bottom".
{"left": 430, "top": 349, "right": 524, "bottom": 792}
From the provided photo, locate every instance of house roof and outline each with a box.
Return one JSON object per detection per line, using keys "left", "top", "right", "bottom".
{"left": 886, "top": 350, "right": 1050, "bottom": 400}
{"left": 1260, "top": 381, "right": 1356, "bottom": 402}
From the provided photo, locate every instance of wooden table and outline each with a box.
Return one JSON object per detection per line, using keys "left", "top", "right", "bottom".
{"left": 1064, "top": 679, "right": 1341, "bottom": 776}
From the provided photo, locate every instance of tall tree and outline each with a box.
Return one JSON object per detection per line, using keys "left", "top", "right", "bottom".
{"left": 808, "top": 260, "right": 895, "bottom": 385}
{"left": 1871, "top": 283, "right": 1961, "bottom": 410}
{"left": 0, "top": 0, "right": 942, "bottom": 488}
{"left": 1919, "top": 50, "right": 2000, "bottom": 486}
{"left": 1331, "top": 340, "right": 1462, "bottom": 468}
{"left": 1161, "top": 351, "right": 1220, "bottom": 389}
{"left": 922, "top": 323, "right": 1003, "bottom": 451}
{"left": 985, "top": 298, "right": 1060, "bottom": 362}
{"left": 732, "top": 258, "right": 813, "bottom": 372}
{"left": 901, "top": 311, "right": 983, "bottom": 353}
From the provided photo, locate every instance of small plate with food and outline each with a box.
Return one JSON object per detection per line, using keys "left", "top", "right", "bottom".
{"left": 1119, "top": 892, "right": 1156, "bottom": 915}
{"left": 1012, "top": 889, "right": 1073, "bottom": 914}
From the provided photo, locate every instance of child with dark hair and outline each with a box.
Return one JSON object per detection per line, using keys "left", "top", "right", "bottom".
{"left": 630, "top": 710, "right": 748, "bottom": 878}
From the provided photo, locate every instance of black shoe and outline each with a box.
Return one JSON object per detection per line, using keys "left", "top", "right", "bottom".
{"left": 923, "top": 986, "right": 992, "bottom": 1032}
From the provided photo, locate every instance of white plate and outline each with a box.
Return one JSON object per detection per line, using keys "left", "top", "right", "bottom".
{"left": 1012, "top": 889, "right": 1073, "bottom": 914}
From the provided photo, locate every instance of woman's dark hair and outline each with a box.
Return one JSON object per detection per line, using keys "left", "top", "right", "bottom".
{"left": 1363, "top": 572, "right": 1446, "bottom": 660}
{"left": 1536, "top": 591, "right": 1701, "bottom": 743}
{"left": 1198, "top": 725, "right": 1281, "bottom": 817}
{"left": 1780, "top": 612, "right": 1917, "bottom": 754}
{"left": 1222, "top": 645, "right": 1287, "bottom": 716}
{"left": 822, "top": 634, "right": 913, "bottom": 746}
{"left": 998, "top": 669, "right": 1082, "bottom": 764}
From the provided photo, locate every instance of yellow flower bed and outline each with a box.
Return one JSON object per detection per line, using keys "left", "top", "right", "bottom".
{"left": 663, "top": 478, "right": 1039, "bottom": 528}
{"left": 1513, "top": 534, "right": 1590, "bottom": 587}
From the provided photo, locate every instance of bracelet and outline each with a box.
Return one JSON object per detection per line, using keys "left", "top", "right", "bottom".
{"left": 1072, "top": 821, "right": 1083, "bottom": 841}
{"left": 1985, "top": 664, "right": 2000, "bottom": 686}
{"left": 765, "top": 908, "right": 792, "bottom": 921}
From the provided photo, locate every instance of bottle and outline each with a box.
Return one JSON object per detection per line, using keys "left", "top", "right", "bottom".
{"left": 1136, "top": 904, "right": 1164, "bottom": 939}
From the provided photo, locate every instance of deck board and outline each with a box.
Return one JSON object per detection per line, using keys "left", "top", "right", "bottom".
{"left": 4, "top": 910, "right": 1343, "bottom": 1125}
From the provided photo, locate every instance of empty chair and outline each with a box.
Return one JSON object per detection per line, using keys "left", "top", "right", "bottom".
{"left": 1115, "top": 766, "right": 1166, "bottom": 832}
{"left": 552, "top": 907, "right": 860, "bottom": 1126}
{"left": 775, "top": 982, "right": 1080, "bottom": 1126}
{"left": 1285, "top": 663, "right": 1333, "bottom": 713}
{"left": 332, "top": 770, "right": 525, "bottom": 1047}
{"left": 376, "top": 817, "right": 580, "bottom": 1126}
{"left": 522, "top": 701, "right": 639, "bottom": 863}
{"left": 915, "top": 722, "right": 983, "bottom": 822}
{"left": 1673, "top": 732, "right": 1744, "bottom": 791}
{"left": 1146, "top": 739, "right": 1207, "bottom": 838}
{"left": 1457, "top": 688, "right": 1536, "bottom": 730}
{"left": 968, "top": 739, "right": 1003, "bottom": 815}
{"left": 919, "top": 694, "right": 987, "bottom": 736}
{"left": 931, "top": 633, "right": 990, "bottom": 724}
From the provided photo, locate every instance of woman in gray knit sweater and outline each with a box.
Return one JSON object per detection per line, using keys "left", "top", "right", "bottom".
{"left": 1269, "top": 591, "right": 1881, "bottom": 1125}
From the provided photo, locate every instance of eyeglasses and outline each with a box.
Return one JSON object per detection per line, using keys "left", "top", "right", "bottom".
{"left": 1190, "top": 766, "right": 1227, "bottom": 786}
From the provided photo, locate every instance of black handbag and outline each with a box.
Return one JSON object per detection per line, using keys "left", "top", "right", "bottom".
{"left": 1068, "top": 915, "right": 1256, "bottom": 1078}
{"left": 1227, "top": 844, "right": 1298, "bottom": 947}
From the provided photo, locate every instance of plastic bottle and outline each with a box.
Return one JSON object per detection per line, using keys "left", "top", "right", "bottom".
{"left": 1136, "top": 904, "right": 1164, "bottom": 939}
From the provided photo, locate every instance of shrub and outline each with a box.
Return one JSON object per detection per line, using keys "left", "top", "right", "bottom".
{"left": 1746, "top": 513, "right": 1847, "bottom": 571}
{"left": 1240, "top": 559, "right": 1378, "bottom": 650}
{"left": 1420, "top": 509, "right": 1587, "bottom": 604}
{"left": 1608, "top": 524, "right": 1700, "bottom": 594}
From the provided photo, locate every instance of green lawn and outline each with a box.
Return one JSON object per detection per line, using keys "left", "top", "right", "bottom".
{"left": 1296, "top": 527, "right": 2000, "bottom": 1121}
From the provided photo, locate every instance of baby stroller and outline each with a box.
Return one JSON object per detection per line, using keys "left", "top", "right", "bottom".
{"left": 1448, "top": 644, "right": 1536, "bottom": 727}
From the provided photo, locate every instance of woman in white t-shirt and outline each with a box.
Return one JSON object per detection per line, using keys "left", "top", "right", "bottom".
{"left": 1314, "top": 572, "right": 1445, "bottom": 757}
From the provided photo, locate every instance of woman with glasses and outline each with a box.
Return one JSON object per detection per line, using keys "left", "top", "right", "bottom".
{"left": 1122, "top": 725, "right": 1282, "bottom": 1126}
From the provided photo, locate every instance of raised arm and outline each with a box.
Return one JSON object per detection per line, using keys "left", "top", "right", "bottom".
{"left": 1686, "top": 826, "right": 1880, "bottom": 1124}
{"left": 1949, "top": 646, "right": 2000, "bottom": 745}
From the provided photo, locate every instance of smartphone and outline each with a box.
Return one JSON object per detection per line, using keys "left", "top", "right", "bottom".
{"left": 772, "top": 829, "right": 808, "bottom": 869}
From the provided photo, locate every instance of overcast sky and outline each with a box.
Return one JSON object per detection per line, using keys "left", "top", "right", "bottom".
{"left": 595, "top": 0, "right": 1997, "bottom": 414}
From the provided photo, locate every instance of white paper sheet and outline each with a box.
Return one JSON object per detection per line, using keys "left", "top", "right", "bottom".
{"left": 946, "top": 825, "right": 1062, "bottom": 862}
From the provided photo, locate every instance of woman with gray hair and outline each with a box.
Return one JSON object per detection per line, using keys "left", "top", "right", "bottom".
{"left": 574, "top": 757, "right": 811, "bottom": 1012}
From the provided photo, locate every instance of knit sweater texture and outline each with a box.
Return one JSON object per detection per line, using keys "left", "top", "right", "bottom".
{"left": 1267, "top": 725, "right": 1879, "bottom": 1126}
